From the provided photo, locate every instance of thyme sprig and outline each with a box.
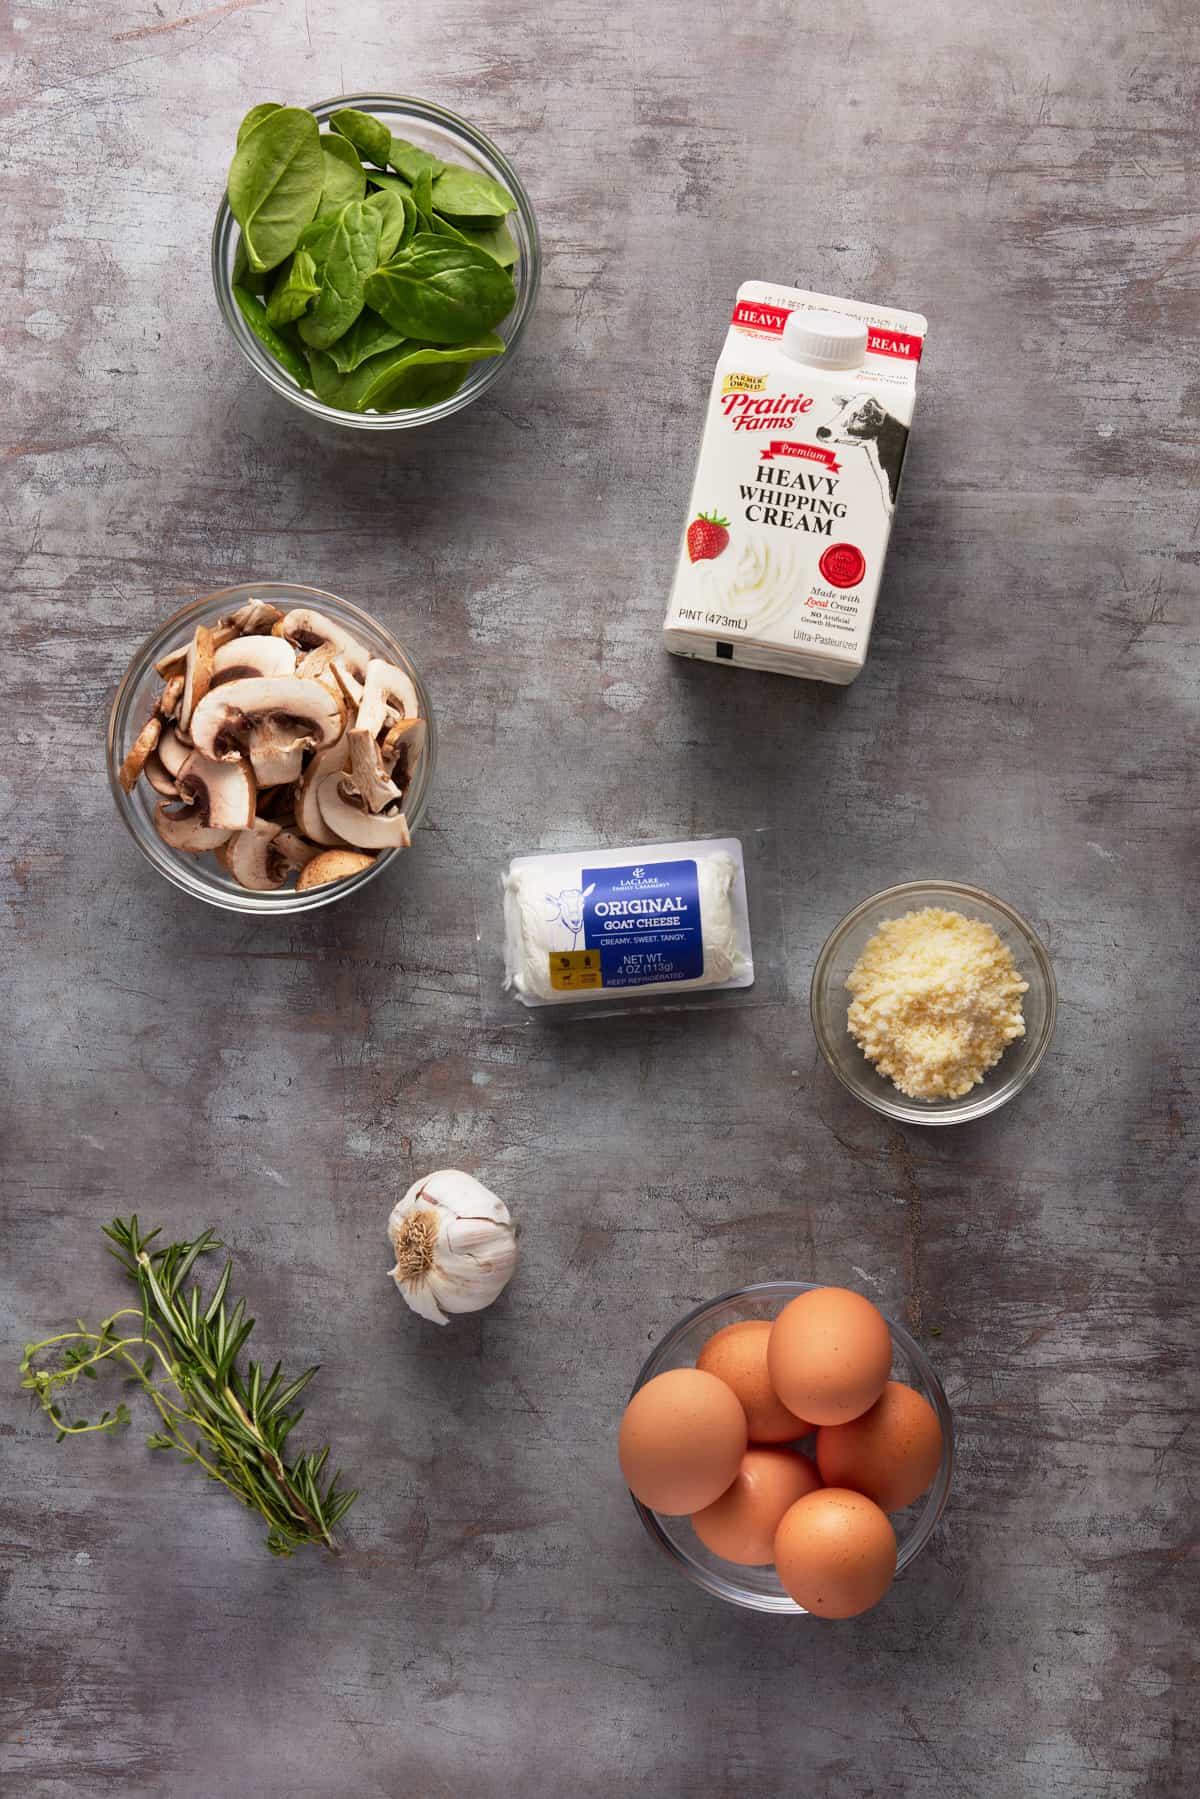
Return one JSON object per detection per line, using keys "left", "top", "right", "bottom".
{"left": 19, "top": 1216, "right": 356, "bottom": 1557}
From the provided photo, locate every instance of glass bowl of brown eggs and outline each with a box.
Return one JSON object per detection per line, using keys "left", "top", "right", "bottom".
{"left": 620, "top": 1282, "right": 954, "bottom": 1615}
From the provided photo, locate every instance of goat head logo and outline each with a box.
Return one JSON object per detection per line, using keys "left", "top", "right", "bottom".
{"left": 546, "top": 882, "right": 596, "bottom": 950}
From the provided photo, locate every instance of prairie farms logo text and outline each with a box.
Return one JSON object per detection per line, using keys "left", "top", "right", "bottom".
{"left": 720, "top": 390, "right": 815, "bottom": 431}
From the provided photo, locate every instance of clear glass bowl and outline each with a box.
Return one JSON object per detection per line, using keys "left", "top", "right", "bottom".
{"left": 211, "top": 94, "right": 541, "bottom": 430}
{"left": 629, "top": 1282, "right": 954, "bottom": 1614}
{"left": 106, "top": 582, "right": 436, "bottom": 913}
{"left": 810, "top": 879, "right": 1057, "bottom": 1126}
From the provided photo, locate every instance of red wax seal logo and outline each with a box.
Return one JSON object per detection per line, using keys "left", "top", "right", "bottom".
{"left": 819, "top": 542, "right": 867, "bottom": 588}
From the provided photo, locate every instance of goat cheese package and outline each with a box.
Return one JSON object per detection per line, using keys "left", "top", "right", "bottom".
{"left": 502, "top": 837, "right": 754, "bottom": 1007}
{"left": 662, "top": 281, "right": 927, "bottom": 684}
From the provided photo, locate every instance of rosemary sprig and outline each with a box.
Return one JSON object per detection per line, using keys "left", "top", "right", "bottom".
{"left": 19, "top": 1216, "right": 356, "bottom": 1557}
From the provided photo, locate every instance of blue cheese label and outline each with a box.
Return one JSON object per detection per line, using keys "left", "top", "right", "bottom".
{"left": 580, "top": 859, "right": 704, "bottom": 987}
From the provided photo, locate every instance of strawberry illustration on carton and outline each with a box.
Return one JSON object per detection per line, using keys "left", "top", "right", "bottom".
{"left": 663, "top": 281, "right": 927, "bottom": 685}
{"left": 686, "top": 512, "right": 730, "bottom": 563}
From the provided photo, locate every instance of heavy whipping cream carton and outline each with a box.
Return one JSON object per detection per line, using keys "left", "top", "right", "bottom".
{"left": 663, "top": 282, "right": 927, "bottom": 683}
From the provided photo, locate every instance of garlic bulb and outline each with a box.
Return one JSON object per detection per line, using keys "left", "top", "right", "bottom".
{"left": 387, "top": 1169, "right": 517, "bottom": 1326}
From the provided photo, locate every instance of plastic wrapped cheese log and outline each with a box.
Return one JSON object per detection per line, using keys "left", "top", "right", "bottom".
{"left": 502, "top": 837, "right": 755, "bottom": 1007}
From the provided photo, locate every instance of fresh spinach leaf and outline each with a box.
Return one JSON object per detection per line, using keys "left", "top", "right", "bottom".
{"left": 265, "top": 248, "right": 320, "bottom": 327}
{"left": 237, "top": 102, "right": 283, "bottom": 146}
{"left": 430, "top": 163, "right": 516, "bottom": 222}
{"left": 430, "top": 211, "right": 519, "bottom": 268}
{"left": 233, "top": 235, "right": 270, "bottom": 296}
{"left": 365, "top": 171, "right": 411, "bottom": 194}
{"left": 322, "top": 310, "right": 409, "bottom": 374}
{"left": 353, "top": 338, "right": 504, "bottom": 410}
{"left": 460, "top": 217, "right": 519, "bottom": 268}
{"left": 364, "top": 235, "right": 515, "bottom": 343}
{"left": 388, "top": 137, "right": 444, "bottom": 184}
{"left": 307, "top": 345, "right": 391, "bottom": 409}
{"left": 364, "top": 184, "right": 414, "bottom": 261}
{"left": 411, "top": 166, "right": 435, "bottom": 230}
{"left": 297, "top": 200, "right": 381, "bottom": 350}
{"left": 428, "top": 211, "right": 472, "bottom": 248}
{"left": 308, "top": 335, "right": 501, "bottom": 411}
{"left": 297, "top": 211, "right": 339, "bottom": 265}
{"left": 367, "top": 360, "right": 469, "bottom": 411}
{"left": 228, "top": 106, "right": 323, "bottom": 272}
{"left": 233, "top": 285, "right": 311, "bottom": 387}
{"left": 330, "top": 108, "right": 393, "bottom": 168}
{"left": 317, "top": 134, "right": 366, "bottom": 217}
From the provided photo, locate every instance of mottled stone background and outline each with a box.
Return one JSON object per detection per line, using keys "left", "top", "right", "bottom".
{"left": 2, "top": 2, "right": 1196, "bottom": 1795}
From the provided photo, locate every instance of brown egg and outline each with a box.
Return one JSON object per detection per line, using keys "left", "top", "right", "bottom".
{"left": 696, "top": 1320, "right": 813, "bottom": 1442}
{"left": 816, "top": 1380, "right": 943, "bottom": 1512}
{"left": 774, "top": 1487, "right": 897, "bottom": 1618}
{"left": 692, "top": 1448, "right": 822, "bottom": 1565}
{"left": 768, "top": 1287, "right": 892, "bottom": 1426}
{"left": 618, "top": 1368, "right": 748, "bottom": 1515}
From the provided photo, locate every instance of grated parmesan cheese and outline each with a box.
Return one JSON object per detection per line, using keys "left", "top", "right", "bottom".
{"left": 846, "top": 907, "right": 1028, "bottom": 1100}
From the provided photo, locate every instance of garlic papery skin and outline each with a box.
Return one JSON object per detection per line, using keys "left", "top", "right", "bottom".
{"left": 387, "top": 1170, "right": 517, "bottom": 1326}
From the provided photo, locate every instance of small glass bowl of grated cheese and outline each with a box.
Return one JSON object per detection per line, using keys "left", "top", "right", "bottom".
{"left": 810, "top": 881, "right": 1056, "bottom": 1125}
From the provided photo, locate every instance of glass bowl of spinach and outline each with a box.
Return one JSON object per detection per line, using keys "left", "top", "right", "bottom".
{"left": 212, "top": 95, "right": 540, "bottom": 429}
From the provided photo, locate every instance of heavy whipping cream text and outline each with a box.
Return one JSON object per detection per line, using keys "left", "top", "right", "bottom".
{"left": 742, "top": 463, "right": 846, "bottom": 534}
{"left": 663, "top": 282, "right": 927, "bottom": 685}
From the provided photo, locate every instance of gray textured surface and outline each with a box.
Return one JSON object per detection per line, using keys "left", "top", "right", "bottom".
{"left": 2, "top": 2, "right": 1197, "bottom": 1795}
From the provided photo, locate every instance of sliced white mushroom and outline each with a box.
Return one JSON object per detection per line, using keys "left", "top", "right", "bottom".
{"left": 295, "top": 640, "right": 338, "bottom": 682}
{"left": 340, "top": 713, "right": 426, "bottom": 820}
{"left": 176, "top": 750, "right": 256, "bottom": 831}
{"left": 154, "top": 644, "right": 188, "bottom": 680}
{"left": 142, "top": 751, "right": 179, "bottom": 798}
{"left": 249, "top": 742, "right": 304, "bottom": 788}
{"left": 280, "top": 608, "right": 370, "bottom": 681}
{"left": 153, "top": 801, "right": 234, "bottom": 854}
{"left": 178, "top": 625, "right": 215, "bottom": 734}
{"left": 354, "top": 658, "right": 421, "bottom": 739}
{"left": 212, "top": 634, "right": 297, "bottom": 685}
{"left": 247, "top": 724, "right": 307, "bottom": 789}
{"left": 222, "top": 598, "right": 283, "bottom": 634}
{"left": 158, "top": 726, "right": 189, "bottom": 778}
{"left": 216, "top": 818, "right": 289, "bottom": 892}
{"left": 273, "top": 829, "right": 321, "bottom": 869}
{"left": 296, "top": 849, "right": 376, "bottom": 892}
{"left": 155, "top": 621, "right": 237, "bottom": 680}
{"left": 295, "top": 737, "right": 351, "bottom": 846}
{"left": 155, "top": 675, "right": 185, "bottom": 721}
{"left": 190, "top": 677, "right": 344, "bottom": 765}
{"left": 330, "top": 658, "right": 364, "bottom": 711}
{"left": 316, "top": 770, "right": 411, "bottom": 849}
{"left": 380, "top": 714, "right": 427, "bottom": 784}
{"left": 119, "top": 717, "right": 162, "bottom": 793}
{"left": 347, "top": 729, "right": 404, "bottom": 814}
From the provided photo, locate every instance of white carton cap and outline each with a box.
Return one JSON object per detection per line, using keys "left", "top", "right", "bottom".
{"left": 781, "top": 308, "right": 867, "bottom": 371}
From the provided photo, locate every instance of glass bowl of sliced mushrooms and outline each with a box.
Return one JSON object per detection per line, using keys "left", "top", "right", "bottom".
{"left": 107, "top": 582, "right": 436, "bottom": 912}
